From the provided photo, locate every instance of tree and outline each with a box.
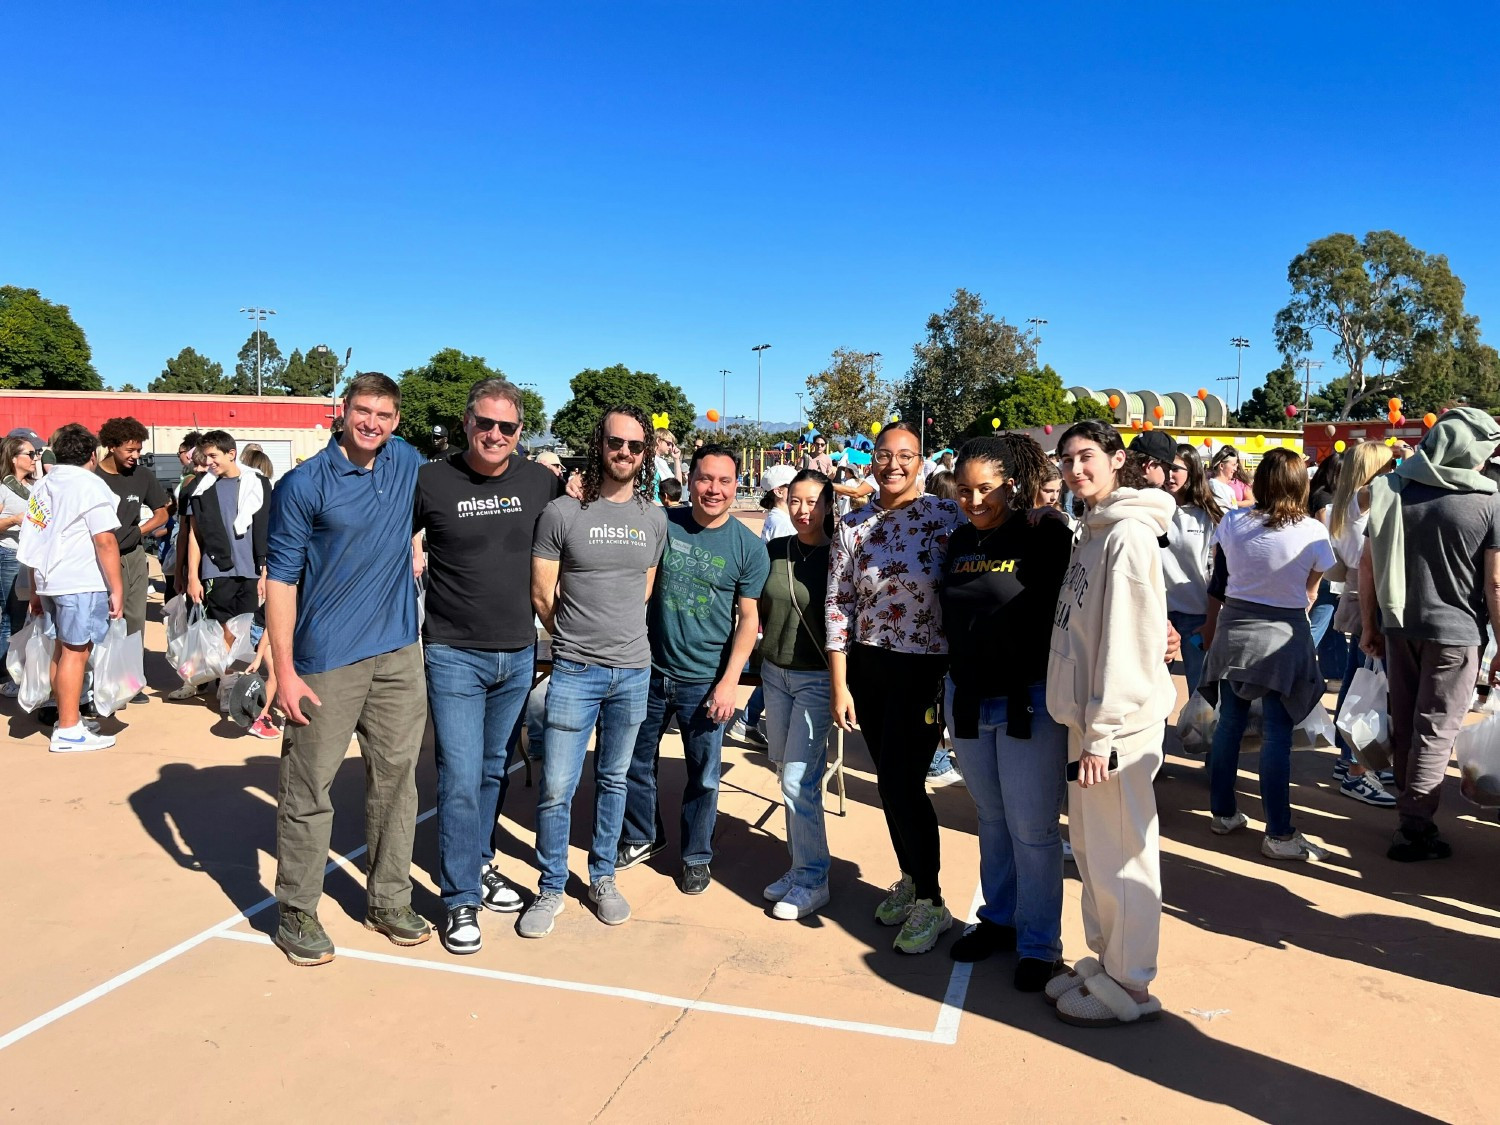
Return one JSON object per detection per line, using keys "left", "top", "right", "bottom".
{"left": 961, "top": 365, "right": 1108, "bottom": 436}
{"left": 0, "top": 286, "right": 102, "bottom": 389}
{"left": 804, "top": 348, "right": 891, "bottom": 441}
{"left": 231, "top": 331, "right": 286, "bottom": 395}
{"left": 281, "top": 346, "right": 342, "bottom": 398}
{"left": 549, "top": 364, "right": 696, "bottom": 453}
{"left": 118, "top": 383, "right": 141, "bottom": 393}
{"left": 897, "top": 288, "right": 1036, "bottom": 447}
{"left": 1236, "top": 361, "right": 1305, "bottom": 429}
{"left": 519, "top": 386, "right": 547, "bottom": 438}
{"left": 150, "top": 347, "right": 228, "bottom": 394}
{"left": 395, "top": 348, "right": 509, "bottom": 453}
{"left": 1273, "top": 231, "right": 1470, "bottom": 419}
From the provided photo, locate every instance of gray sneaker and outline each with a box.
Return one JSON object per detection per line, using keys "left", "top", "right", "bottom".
{"left": 274, "top": 906, "right": 335, "bottom": 967}
{"left": 518, "top": 890, "right": 566, "bottom": 938}
{"left": 589, "top": 878, "right": 631, "bottom": 926}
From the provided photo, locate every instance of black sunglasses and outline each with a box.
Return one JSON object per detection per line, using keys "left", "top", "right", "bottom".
{"left": 470, "top": 413, "right": 521, "bottom": 437}
{"left": 606, "top": 436, "right": 646, "bottom": 455}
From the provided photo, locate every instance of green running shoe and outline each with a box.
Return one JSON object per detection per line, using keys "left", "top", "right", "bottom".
{"left": 893, "top": 898, "right": 952, "bottom": 955}
{"left": 874, "top": 873, "right": 916, "bottom": 926}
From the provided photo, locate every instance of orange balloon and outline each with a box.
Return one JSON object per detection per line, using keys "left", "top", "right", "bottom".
{"left": 1197, "top": 388, "right": 1208, "bottom": 401}
{"left": 1388, "top": 398, "right": 1401, "bottom": 411}
{"left": 706, "top": 409, "right": 720, "bottom": 423}
{"left": 1423, "top": 412, "right": 1437, "bottom": 428}
{"left": 1108, "top": 395, "right": 1120, "bottom": 409}
{"left": 1388, "top": 411, "right": 1400, "bottom": 424}
{"left": 1131, "top": 419, "right": 1142, "bottom": 430}
{"left": 1203, "top": 437, "right": 1214, "bottom": 448}
{"left": 1153, "top": 405, "right": 1164, "bottom": 419}
{"left": 1143, "top": 421, "right": 1155, "bottom": 431}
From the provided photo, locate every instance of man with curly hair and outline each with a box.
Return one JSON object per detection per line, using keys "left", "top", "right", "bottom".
{"left": 95, "top": 417, "right": 169, "bottom": 669}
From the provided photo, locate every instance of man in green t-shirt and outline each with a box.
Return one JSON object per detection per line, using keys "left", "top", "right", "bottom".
{"left": 617, "top": 443, "right": 770, "bottom": 895}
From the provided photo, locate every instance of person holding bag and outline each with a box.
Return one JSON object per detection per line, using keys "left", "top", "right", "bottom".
{"left": 0, "top": 435, "right": 40, "bottom": 696}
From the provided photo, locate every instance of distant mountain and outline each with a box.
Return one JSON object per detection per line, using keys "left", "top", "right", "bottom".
{"left": 695, "top": 415, "right": 801, "bottom": 432}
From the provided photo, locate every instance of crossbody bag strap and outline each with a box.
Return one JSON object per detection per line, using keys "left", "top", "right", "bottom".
{"left": 783, "top": 540, "right": 829, "bottom": 669}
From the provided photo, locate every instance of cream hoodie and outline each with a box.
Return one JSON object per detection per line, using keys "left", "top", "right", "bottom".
{"left": 1046, "top": 487, "right": 1177, "bottom": 762}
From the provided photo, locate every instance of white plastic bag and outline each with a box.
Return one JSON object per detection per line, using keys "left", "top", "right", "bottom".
{"left": 1176, "top": 692, "right": 1218, "bottom": 754}
{"left": 163, "top": 594, "right": 190, "bottom": 670}
{"left": 9, "top": 614, "right": 55, "bottom": 714}
{"left": 1295, "top": 703, "right": 1337, "bottom": 748}
{"left": 225, "top": 613, "right": 257, "bottom": 666}
{"left": 174, "top": 605, "right": 230, "bottom": 687}
{"left": 89, "top": 618, "right": 145, "bottom": 718}
{"left": 1455, "top": 701, "right": 1500, "bottom": 807}
{"left": 1336, "top": 659, "right": 1392, "bottom": 772}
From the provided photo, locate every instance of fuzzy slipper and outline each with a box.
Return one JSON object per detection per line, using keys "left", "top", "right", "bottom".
{"left": 1055, "top": 972, "right": 1163, "bottom": 1028}
{"left": 1044, "top": 956, "right": 1104, "bottom": 1005}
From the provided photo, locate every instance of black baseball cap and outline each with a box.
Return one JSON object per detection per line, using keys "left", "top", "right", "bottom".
{"left": 1130, "top": 430, "right": 1177, "bottom": 465}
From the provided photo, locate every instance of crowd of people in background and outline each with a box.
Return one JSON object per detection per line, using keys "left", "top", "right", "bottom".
{"left": 8, "top": 378, "right": 1499, "bottom": 1032}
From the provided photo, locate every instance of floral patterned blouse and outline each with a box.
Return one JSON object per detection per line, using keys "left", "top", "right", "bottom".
{"left": 825, "top": 494, "right": 963, "bottom": 655}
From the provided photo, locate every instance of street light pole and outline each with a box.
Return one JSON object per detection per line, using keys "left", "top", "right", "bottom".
{"left": 240, "top": 307, "right": 277, "bottom": 395}
{"left": 1230, "top": 336, "right": 1250, "bottom": 413}
{"left": 718, "top": 370, "right": 730, "bottom": 428}
{"left": 313, "top": 344, "right": 350, "bottom": 426}
{"left": 795, "top": 392, "right": 804, "bottom": 432}
{"left": 1027, "top": 318, "right": 1048, "bottom": 368}
{"left": 752, "top": 344, "right": 772, "bottom": 462}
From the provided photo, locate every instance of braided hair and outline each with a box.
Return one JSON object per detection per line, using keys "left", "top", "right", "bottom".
{"left": 580, "top": 404, "right": 656, "bottom": 508}
{"left": 954, "top": 432, "right": 1052, "bottom": 511}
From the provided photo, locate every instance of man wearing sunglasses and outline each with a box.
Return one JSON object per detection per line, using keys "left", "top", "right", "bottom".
{"left": 413, "top": 378, "right": 564, "bottom": 954}
{"left": 799, "top": 432, "right": 834, "bottom": 478}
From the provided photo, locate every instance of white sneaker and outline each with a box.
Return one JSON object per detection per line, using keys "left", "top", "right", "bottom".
{"left": 763, "top": 870, "right": 796, "bottom": 902}
{"left": 1262, "top": 831, "right": 1329, "bottom": 862}
{"left": 480, "top": 867, "right": 524, "bottom": 913}
{"left": 772, "top": 883, "right": 830, "bottom": 920}
{"left": 50, "top": 724, "right": 116, "bottom": 754}
{"left": 167, "top": 682, "right": 201, "bottom": 701}
{"left": 1210, "top": 811, "right": 1249, "bottom": 835}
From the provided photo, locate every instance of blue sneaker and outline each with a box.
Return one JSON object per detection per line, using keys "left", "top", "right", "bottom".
{"left": 1341, "top": 772, "right": 1396, "bottom": 807}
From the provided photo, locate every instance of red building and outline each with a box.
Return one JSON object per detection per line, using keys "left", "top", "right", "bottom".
{"left": 0, "top": 389, "right": 337, "bottom": 440}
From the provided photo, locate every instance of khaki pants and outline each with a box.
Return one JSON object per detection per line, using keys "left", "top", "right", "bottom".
{"left": 275, "top": 643, "right": 428, "bottom": 915}
{"left": 1386, "top": 637, "right": 1477, "bottom": 835}
{"left": 1067, "top": 723, "right": 1164, "bottom": 992}
{"left": 121, "top": 547, "right": 149, "bottom": 636}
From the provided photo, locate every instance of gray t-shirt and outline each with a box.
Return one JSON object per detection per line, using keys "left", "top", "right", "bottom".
{"left": 196, "top": 478, "right": 258, "bottom": 580}
{"left": 533, "top": 495, "right": 668, "bottom": 669}
{"left": 1380, "top": 482, "right": 1500, "bottom": 645}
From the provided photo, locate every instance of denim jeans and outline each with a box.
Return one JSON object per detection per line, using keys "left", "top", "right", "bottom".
{"left": 1210, "top": 684, "right": 1294, "bottom": 838}
{"left": 743, "top": 684, "right": 764, "bottom": 727}
{"left": 0, "top": 547, "right": 17, "bottom": 682}
{"left": 536, "top": 659, "right": 649, "bottom": 893}
{"left": 425, "top": 643, "right": 536, "bottom": 910}
{"left": 761, "top": 661, "right": 832, "bottom": 888}
{"left": 1168, "top": 610, "right": 1208, "bottom": 700}
{"left": 621, "top": 672, "right": 726, "bottom": 866}
{"left": 944, "top": 677, "right": 1066, "bottom": 961}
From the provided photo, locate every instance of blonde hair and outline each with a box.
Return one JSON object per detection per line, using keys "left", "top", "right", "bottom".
{"left": 1328, "top": 442, "right": 1395, "bottom": 540}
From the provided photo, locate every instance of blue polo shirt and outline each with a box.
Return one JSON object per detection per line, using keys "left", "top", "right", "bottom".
{"left": 267, "top": 435, "right": 422, "bottom": 676}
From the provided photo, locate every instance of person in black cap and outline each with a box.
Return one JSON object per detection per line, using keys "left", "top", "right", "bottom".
{"left": 430, "top": 424, "right": 450, "bottom": 462}
{"left": 1128, "top": 430, "right": 1177, "bottom": 492}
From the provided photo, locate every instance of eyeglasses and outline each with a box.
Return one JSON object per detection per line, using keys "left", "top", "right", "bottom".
{"left": 16, "top": 449, "right": 35, "bottom": 459}
{"left": 606, "top": 436, "right": 647, "bottom": 455}
{"left": 470, "top": 413, "right": 521, "bottom": 437}
{"left": 873, "top": 451, "right": 919, "bottom": 467}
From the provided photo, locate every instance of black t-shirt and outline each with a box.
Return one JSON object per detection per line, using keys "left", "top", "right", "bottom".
{"left": 96, "top": 464, "right": 170, "bottom": 553}
{"left": 939, "top": 513, "right": 1074, "bottom": 698}
{"left": 413, "top": 452, "right": 564, "bottom": 650}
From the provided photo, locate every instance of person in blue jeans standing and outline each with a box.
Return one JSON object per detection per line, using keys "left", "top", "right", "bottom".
{"left": 414, "top": 378, "right": 563, "bottom": 955}
{"left": 618, "top": 443, "right": 769, "bottom": 895}
{"left": 758, "top": 469, "right": 836, "bottom": 920}
{"left": 524, "top": 406, "right": 667, "bottom": 939}
{"left": 938, "top": 434, "right": 1075, "bottom": 990}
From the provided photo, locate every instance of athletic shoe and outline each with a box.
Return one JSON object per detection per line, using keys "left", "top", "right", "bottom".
{"left": 1378, "top": 770, "right": 1397, "bottom": 787}
{"left": 927, "top": 761, "right": 965, "bottom": 787}
{"left": 167, "top": 682, "right": 201, "bottom": 701}
{"left": 875, "top": 873, "right": 916, "bottom": 926}
{"left": 49, "top": 724, "right": 115, "bottom": 754}
{"left": 518, "top": 891, "right": 566, "bottom": 938}
{"left": 1262, "top": 831, "right": 1329, "bottom": 862}
{"left": 274, "top": 907, "right": 335, "bottom": 967}
{"left": 1062, "top": 839, "right": 1076, "bottom": 864}
{"left": 363, "top": 905, "right": 432, "bottom": 946}
{"left": 1340, "top": 772, "right": 1397, "bottom": 807}
{"left": 246, "top": 715, "right": 281, "bottom": 740}
{"left": 130, "top": 690, "right": 150, "bottom": 705}
{"left": 41, "top": 710, "right": 102, "bottom": 734}
{"left": 0, "top": 681, "right": 18, "bottom": 697}
{"left": 680, "top": 863, "right": 712, "bottom": 895}
{"left": 1015, "top": 957, "right": 1069, "bottom": 993}
{"left": 893, "top": 898, "right": 952, "bottom": 954}
{"left": 763, "top": 869, "right": 796, "bottom": 902}
{"left": 615, "top": 840, "right": 666, "bottom": 871}
{"left": 589, "top": 877, "right": 631, "bottom": 925}
{"left": 948, "top": 918, "right": 1017, "bottom": 963}
{"left": 480, "top": 867, "right": 524, "bottom": 913}
{"left": 1387, "top": 827, "right": 1453, "bottom": 863}
{"left": 729, "top": 717, "right": 767, "bottom": 747}
{"left": 771, "top": 883, "right": 830, "bottom": 920}
{"left": 441, "top": 905, "right": 481, "bottom": 955}
{"left": 1210, "top": 811, "right": 1248, "bottom": 835}
{"left": 1332, "top": 759, "right": 1350, "bottom": 780}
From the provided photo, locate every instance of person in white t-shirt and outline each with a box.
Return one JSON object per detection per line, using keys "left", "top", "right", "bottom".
{"left": 16, "top": 423, "right": 124, "bottom": 754}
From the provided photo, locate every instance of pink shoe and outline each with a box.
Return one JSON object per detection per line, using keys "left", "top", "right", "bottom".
{"left": 246, "top": 715, "right": 281, "bottom": 740}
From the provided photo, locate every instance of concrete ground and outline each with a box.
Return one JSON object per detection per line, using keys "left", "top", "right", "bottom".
{"left": 1, "top": 558, "right": 1495, "bottom": 1122}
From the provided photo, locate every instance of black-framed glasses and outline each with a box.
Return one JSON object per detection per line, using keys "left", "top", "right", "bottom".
{"left": 606, "top": 436, "right": 646, "bottom": 455}
{"left": 470, "top": 413, "right": 521, "bottom": 437}
{"left": 16, "top": 449, "right": 35, "bottom": 459}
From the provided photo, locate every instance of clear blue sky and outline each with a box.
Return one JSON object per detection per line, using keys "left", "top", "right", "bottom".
{"left": 7, "top": 1, "right": 1498, "bottom": 424}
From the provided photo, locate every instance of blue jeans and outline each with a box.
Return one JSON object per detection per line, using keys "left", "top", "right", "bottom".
{"left": 743, "top": 684, "right": 764, "bottom": 727}
{"left": 1210, "top": 684, "right": 1294, "bottom": 838}
{"left": 622, "top": 672, "right": 726, "bottom": 866}
{"left": 944, "top": 678, "right": 1067, "bottom": 962}
{"left": 761, "top": 661, "right": 832, "bottom": 888}
{"left": 0, "top": 548, "right": 18, "bottom": 681}
{"left": 1168, "top": 610, "right": 1208, "bottom": 700}
{"left": 536, "top": 659, "right": 649, "bottom": 892}
{"left": 425, "top": 643, "right": 536, "bottom": 910}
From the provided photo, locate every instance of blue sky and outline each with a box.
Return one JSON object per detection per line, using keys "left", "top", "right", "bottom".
{"left": 7, "top": 1, "right": 1498, "bottom": 424}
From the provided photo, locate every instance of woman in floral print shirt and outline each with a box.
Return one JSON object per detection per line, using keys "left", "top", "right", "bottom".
{"left": 827, "top": 422, "right": 963, "bottom": 955}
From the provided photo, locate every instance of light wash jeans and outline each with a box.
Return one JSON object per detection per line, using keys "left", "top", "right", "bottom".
{"left": 944, "top": 677, "right": 1067, "bottom": 962}
{"left": 761, "top": 661, "right": 832, "bottom": 888}
{"left": 536, "top": 659, "right": 649, "bottom": 893}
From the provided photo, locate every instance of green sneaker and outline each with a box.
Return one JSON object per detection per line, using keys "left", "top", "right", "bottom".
{"left": 274, "top": 907, "right": 335, "bottom": 967}
{"left": 874, "top": 874, "right": 916, "bottom": 926}
{"left": 364, "top": 904, "right": 432, "bottom": 947}
{"left": 893, "top": 898, "right": 952, "bottom": 955}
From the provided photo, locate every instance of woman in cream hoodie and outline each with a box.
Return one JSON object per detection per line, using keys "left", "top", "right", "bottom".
{"left": 1043, "top": 420, "right": 1177, "bottom": 1028}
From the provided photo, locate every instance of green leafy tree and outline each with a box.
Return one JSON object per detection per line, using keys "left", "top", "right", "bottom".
{"left": 395, "top": 348, "right": 511, "bottom": 453}
{"left": 0, "top": 286, "right": 102, "bottom": 389}
{"left": 519, "top": 386, "right": 547, "bottom": 438}
{"left": 232, "top": 331, "right": 286, "bottom": 395}
{"left": 962, "top": 366, "right": 1104, "bottom": 436}
{"left": 150, "top": 347, "right": 228, "bottom": 394}
{"left": 281, "top": 346, "right": 343, "bottom": 398}
{"left": 549, "top": 363, "right": 696, "bottom": 453}
{"left": 897, "top": 288, "right": 1036, "bottom": 448}
{"left": 118, "top": 383, "right": 141, "bottom": 393}
{"left": 804, "top": 348, "right": 891, "bottom": 440}
{"left": 1274, "top": 231, "right": 1470, "bottom": 419}
{"left": 1235, "top": 361, "right": 1305, "bottom": 429}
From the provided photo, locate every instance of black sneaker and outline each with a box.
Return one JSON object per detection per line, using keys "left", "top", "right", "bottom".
{"left": 480, "top": 867, "right": 524, "bottom": 913}
{"left": 364, "top": 904, "right": 432, "bottom": 946}
{"left": 441, "top": 905, "right": 482, "bottom": 955}
{"left": 1387, "top": 828, "right": 1453, "bottom": 863}
{"left": 680, "top": 863, "right": 712, "bottom": 895}
{"left": 37, "top": 706, "right": 101, "bottom": 734}
{"left": 616, "top": 840, "right": 666, "bottom": 871}
{"left": 1014, "top": 957, "right": 1068, "bottom": 992}
{"left": 948, "top": 919, "right": 1017, "bottom": 963}
{"left": 274, "top": 906, "right": 335, "bottom": 967}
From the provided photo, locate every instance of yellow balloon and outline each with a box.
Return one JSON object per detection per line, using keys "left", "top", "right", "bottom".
{"left": 991, "top": 418, "right": 1000, "bottom": 430}
{"left": 871, "top": 422, "right": 883, "bottom": 436}
{"left": 890, "top": 413, "right": 901, "bottom": 423}
{"left": 806, "top": 421, "right": 815, "bottom": 431}
{"left": 1333, "top": 440, "right": 1346, "bottom": 452}
{"left": 1385, "top": 437, "right": 1397, "bottom": 447}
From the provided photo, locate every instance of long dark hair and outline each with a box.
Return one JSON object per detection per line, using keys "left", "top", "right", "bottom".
{"left": 1309, "top": 450, "right": 1341, "bottom": 498}
{"left": 1056, "top": 420, "right": 1147, "bottom": 490}
{"left": 1174, "top": 444, "right": 1224, "bottom": 524}
{"left": 955, "top": 433, "right": 1052, "bottom": 512}
{"left": 790, "top": 468, "right": 835, "bottom": 537}
{"left": 580, "top": 405, "right": 656, "bottom": 508}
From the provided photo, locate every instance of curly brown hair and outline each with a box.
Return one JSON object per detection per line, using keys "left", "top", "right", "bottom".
{"left": 580, "top": 405, "right": 656, "bottom": 508}
{"left": 98, "top": 416, "right": 147, "bottom": 449}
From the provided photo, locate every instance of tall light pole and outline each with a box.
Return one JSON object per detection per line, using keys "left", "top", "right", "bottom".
{"left": 1027, "top": 318, "right": 1048, "bottom": 367}
{"left": 1229, "top": 336, "right": 1250, "bottom": 413}
{"left": 752, "top": 343, "right": 772, "bottom": 446}
{"left": 313, "top": 344, "right": 350, "bottom": 425}
{"left": 795, "top": 391, "right": 805, "bottom": 432}
{"left": 718, "top": 370, "right": 730, "bottom": 428}
{"left": 1299, "top": 358, "right": 1324, "bottom": 412}
{"left": 240, "top": 307, "right": 277, "bottom": 395}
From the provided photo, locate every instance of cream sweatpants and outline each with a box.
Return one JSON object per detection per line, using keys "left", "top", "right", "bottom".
{"left": 1066, "top": 722, "right": 1164, "bottom": 992}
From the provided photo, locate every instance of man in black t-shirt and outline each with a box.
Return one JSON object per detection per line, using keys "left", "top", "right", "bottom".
{"left": 413, "top": 378, "right": 563, "bottom": 955}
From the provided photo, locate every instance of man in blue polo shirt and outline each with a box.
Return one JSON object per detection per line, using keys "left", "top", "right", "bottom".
{"left": 266, "top": 372, "right": 430, "bottom": 966}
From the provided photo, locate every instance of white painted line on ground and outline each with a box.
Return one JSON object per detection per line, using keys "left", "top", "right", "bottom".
{"left": 212, "top": 929, "right": 944, "bottom": 1043}
{"left": 929, "top": 884, "right": 984, "bottom": 1045}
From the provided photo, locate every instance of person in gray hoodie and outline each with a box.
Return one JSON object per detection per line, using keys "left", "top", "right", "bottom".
{"left": 1043, "top": 420, "right": 1176, "bottom": 1029}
